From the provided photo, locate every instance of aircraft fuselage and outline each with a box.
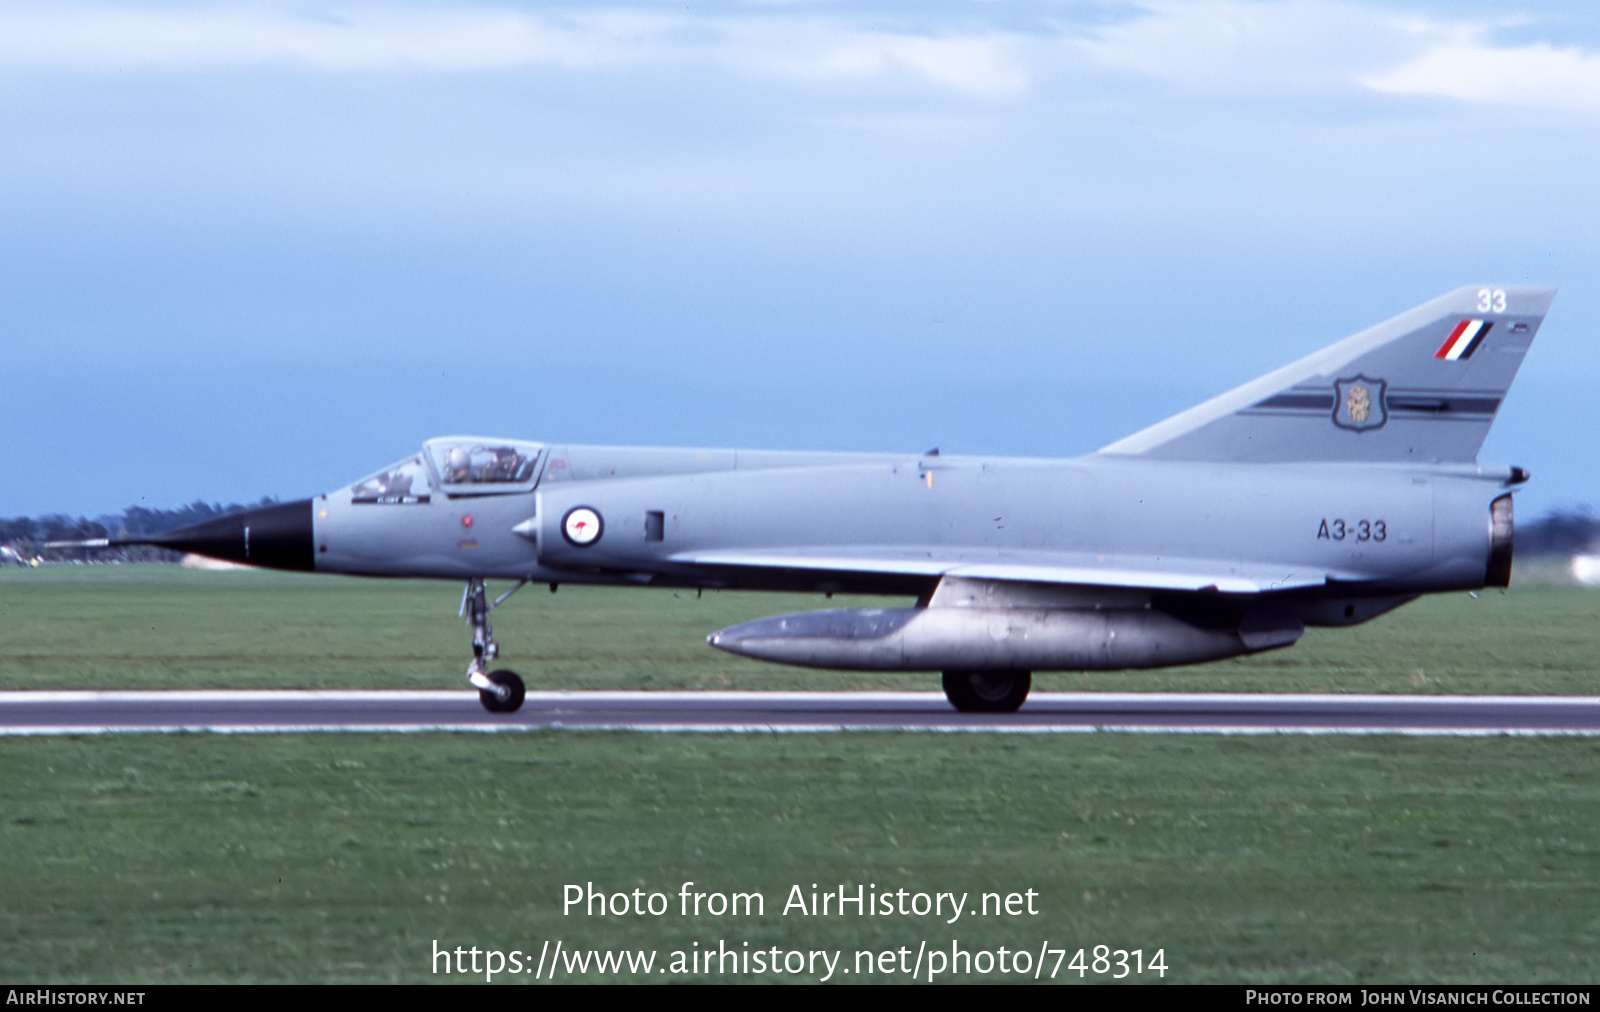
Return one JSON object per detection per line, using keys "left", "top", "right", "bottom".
{"left": 311, "top": 444, "right": 1513, "bottom": 607}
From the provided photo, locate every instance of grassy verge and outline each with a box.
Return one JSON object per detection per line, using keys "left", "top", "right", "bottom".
{"left": 2, "top": 732, "right": 1597, "bottom": 983}
{"left": 3, "top": 568, "right": 1598, "bottom": 984}
{"left": 1, "top": 566, "right": 1596, "bottom": 694}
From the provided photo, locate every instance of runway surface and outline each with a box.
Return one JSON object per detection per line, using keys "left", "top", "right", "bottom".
{"left": 3, "top": 690, "right": 1600, "bottom": 735}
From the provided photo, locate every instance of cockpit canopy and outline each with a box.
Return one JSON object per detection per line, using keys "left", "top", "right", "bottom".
{"left": 350, "top": 454, "right": 432, "bottom": 504}
{"left": 426, "top": 438, "right": 543, "bottom": 489}
{"left": 347, "top": 437, "right": 547, "bottom": 503}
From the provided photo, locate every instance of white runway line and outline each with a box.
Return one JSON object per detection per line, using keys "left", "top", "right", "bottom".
{"left": 5, "top": 724, "right": 1599, "bottom": 737}
{"left": 5, "top": 690, "right": 1600, "bottom": 704}
{"left": 3, "top": 691, "right": 1599, "bottom": 737}
{"left": 0, "top": 690, "right": 474, "bottom": 704}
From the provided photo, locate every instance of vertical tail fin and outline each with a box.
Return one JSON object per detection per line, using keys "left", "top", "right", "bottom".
{"left": 1098, "top": 285, "right": 1555, "bottom": 463}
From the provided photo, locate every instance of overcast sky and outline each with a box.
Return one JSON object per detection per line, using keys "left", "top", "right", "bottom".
{"left": 3, "top": 0, "right": 1598, "bottom": 519}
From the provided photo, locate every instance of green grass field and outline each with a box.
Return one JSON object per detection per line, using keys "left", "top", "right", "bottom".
{"left": 1, "top": 567, "right": 1598, "bottom": 983}
{"left": 3, "top": 734, "right": 1598, "bottom": 983}
{"left": 2, "top": 565, "right": 1598, "bottom": 694}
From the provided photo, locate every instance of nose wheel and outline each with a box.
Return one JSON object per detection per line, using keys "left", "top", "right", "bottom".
{"left": 461, "top": 577, "right": 530, "bottom": 713}
{"left": 479, "top": 669, "right": 526, "bottom": 713}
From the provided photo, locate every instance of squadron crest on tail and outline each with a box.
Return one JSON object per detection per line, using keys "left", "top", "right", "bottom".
{"left": 1333, "top": 376, "right": 1387, "bottom": 431}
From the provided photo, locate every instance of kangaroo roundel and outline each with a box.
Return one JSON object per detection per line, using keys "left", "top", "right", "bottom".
{"left": 562, "top": 506, "right": 604, "bottom": 547}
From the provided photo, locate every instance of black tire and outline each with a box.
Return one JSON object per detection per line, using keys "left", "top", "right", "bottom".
{"left": 942, "top": 671, "right": 1031, "bottom": 713}
{"left": 479, "top": 669, "right": 526, "bottom": 713}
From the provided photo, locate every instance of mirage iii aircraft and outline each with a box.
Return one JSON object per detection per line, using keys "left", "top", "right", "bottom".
{"left": 78, "top": 285, "right": 1553, "bottom": 714}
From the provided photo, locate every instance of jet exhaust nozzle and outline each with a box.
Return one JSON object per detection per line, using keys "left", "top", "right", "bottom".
{"left": 1486, "top": 494, "right": 1514, "bottom": 588}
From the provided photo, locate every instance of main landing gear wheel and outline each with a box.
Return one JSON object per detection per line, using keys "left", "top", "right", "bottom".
{"left": 479, "top": 669, "right": 526, "bottom": 714}
{"left": 942, "top": 671, "right": 1031, "bottom": 713}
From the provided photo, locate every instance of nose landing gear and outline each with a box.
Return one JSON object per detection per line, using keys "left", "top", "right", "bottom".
{"left": 462, "top": 577, "right": 529, "bottom": 713}
{"left": 479, "top": 669, "right": 526, "bottom": 714}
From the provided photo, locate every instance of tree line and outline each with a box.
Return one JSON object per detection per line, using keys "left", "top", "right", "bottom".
{"left": 1514, "top": 505, "right": 1600, "bottom": 557}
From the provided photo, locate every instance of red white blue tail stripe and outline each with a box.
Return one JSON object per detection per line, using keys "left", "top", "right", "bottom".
{"left": 1435, "top": 319, "right": 1492, "bottom": 361}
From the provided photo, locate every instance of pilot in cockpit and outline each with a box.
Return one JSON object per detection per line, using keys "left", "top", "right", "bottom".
{"left": 483, "top": 447, "right": 522, "bottom": 482}
{"left": 444, "top": 446, "right": 473, "bottom": 484}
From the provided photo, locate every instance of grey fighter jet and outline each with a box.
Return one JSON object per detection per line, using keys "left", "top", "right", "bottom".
{"left": 79, "top": 285, "right": 1554, "bottom": 713}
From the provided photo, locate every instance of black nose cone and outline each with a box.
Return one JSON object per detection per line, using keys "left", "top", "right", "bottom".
{"left": 151, "top": 499, "right": 315, "bottom": 571}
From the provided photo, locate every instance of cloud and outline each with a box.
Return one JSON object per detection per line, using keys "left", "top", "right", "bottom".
{"left": 1363, "top": 30, "right": 1600, "bottom": 113}
{"left": 0, "top": 6, "right": 632, "bottom": 72}
{"left": 720, "top": 22, "right": 1029, "bottom": 98}
{"left": 0, "top": 3, "right": 1032, "bottom": 97}
{"left": 1073, "top": 1, "right": 1600, "bottom": 114}
{"left": 1071, "top": 0, "right": 1414, "bottom": 91}
{"left": 10, "top": 1, "right": 1599, "bottom": 113}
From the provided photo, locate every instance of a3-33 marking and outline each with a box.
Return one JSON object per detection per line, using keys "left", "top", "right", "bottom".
{"left": 1317, "top": 518, "right": 1386, "bottom": 542}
